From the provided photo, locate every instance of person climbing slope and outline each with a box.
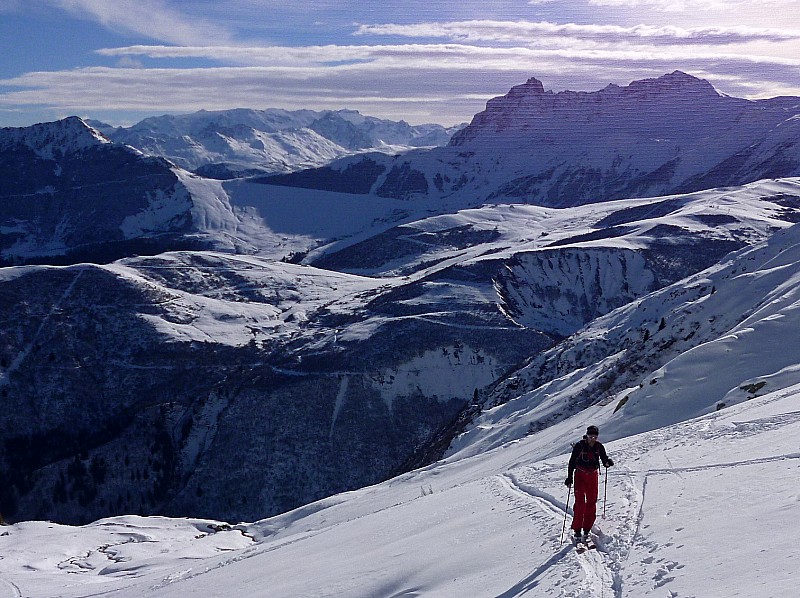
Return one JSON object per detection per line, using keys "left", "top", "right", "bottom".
{"left": 565, "top": 425, "right": 614, "bottom": 543}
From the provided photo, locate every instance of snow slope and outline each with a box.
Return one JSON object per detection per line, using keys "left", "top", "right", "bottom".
{"left": 0, "top": 365, "right": 796, "bottom": 597}
{"left": 66, "top": 177, "right": 800, "bottom": 352}
{"left": 1, "top": 215, "right": 799, "bottom": 597}
{"left": 450, "top": 219, "right": 800, "bottom": 460}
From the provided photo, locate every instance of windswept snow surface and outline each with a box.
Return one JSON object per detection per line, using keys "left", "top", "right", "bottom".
{"left": 104, "top": 252, "right": 386, "bottom": 347}
{"left": 447, "top": 218, "right": 800, "bottom": 461}
{"left": 0, "top": 380, "right": 797, "bottom": 597}
{"left": 4, "top": 186, "right": 800, "bottom": 597}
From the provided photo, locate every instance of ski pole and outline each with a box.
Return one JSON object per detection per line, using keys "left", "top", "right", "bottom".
{"left": 560, "top": 482, "right": 572, "bottom": 545}
{"left": 603, "top": 467, "right": 609, "bottom": 518}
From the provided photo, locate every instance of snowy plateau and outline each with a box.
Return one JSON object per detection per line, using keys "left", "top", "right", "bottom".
{"left": 1, "top": 72, "right": 800, "bottom": 597}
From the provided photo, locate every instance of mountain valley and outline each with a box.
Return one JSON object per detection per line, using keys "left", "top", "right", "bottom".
{"left": 2, "top": 72, "right": 800, "bottom": 535}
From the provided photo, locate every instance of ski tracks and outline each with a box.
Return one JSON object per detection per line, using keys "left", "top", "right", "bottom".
{"left": 491, "top": 472, "right": 631, "bottom": 598}
{"left": 0, "top": 577, "right": 21, "bottom": 598}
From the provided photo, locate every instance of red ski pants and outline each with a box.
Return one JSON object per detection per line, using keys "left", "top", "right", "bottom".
{"left": 571, "top": 468, "right": 599, "bottom": 532}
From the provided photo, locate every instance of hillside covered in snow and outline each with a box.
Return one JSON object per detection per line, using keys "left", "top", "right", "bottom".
{"left": 263, "top": 71, "right": 800, "bottom": 206}
{"left": 1, "top": 220, "right": 799, "bottom": 596}
{"left": 2, "top": 170, "right": 799, "bottom": 527}
{"left": 98, "top": 108, "right": 463, "bottom": 178}
{"left": 2, "top": 70, "right": 800, "bottom": 597}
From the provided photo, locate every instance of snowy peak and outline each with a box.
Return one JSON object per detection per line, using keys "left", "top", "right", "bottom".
{"left": 450, "top": 71, "right": 733, "bottom": 146}
{"left": 109, "top": 108, "right": 463, "bottom": 175}
{"left": 0, "top": 116, "right": 110, "bottom": 160}
{"left": 0, "top": 117, "right": 212, "bottom": 265}
{"left": 622, "top": 70, "right": 720, "bottom": 98}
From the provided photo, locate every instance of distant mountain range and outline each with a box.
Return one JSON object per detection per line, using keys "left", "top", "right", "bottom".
{"left": 263, "top": 71, "right": 800, "bottom": 205}
{"left": 2, "top": 72, "right": 800, "bottom": 526}
{"left": 5, "top": 71, "right": 800, "bottom": 268}
{"left": 90, "top": 108, "right": 465, "bottom": 178}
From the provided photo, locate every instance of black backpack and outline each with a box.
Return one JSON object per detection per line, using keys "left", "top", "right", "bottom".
{"left": 576, "top": 440, "right": 600, "bottom": 470}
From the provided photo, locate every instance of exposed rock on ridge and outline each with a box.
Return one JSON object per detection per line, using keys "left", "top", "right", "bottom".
{"left": 265, "top": 72, "right": 800, "bottom": 205}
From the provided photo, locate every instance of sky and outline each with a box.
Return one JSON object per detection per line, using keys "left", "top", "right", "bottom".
{"left": 2, "top": 0, "right": 800, "bottom": 128}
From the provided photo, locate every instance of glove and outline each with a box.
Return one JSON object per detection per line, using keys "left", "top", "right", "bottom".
{"left": 564, "top": 477, "right": 572, "bottom": 487}
{"left": 605, "top": 458, "right": 614, "bottom": 467}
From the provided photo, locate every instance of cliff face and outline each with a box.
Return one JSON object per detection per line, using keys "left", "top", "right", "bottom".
{"left": 264, "top": 72, "right": 800, "bottom": 205}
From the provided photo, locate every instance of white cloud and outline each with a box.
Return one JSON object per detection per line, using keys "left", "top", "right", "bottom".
{"left": 4, "top": 41, "right": 800, "bottom": 126}
{"left": 95, "top": 41, "right": 800, "bottom": 67}
{"left": 354, "top": 20, "right": 800, "bottom": 46}
{"left": 43, "top": 0, "right": 234, "bottom": 45}
{"left": 3, "top": 8, "right": 800, "bottom": 126}
{"left": 588, "top": 0, "right": 798, "bottom": 9}
{"left": 115, "top": 56, "right": 144, "bottom": 69}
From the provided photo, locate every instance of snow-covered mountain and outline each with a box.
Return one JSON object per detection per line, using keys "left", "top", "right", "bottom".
{"left": 0, "top": 115, "right": 110, "bottom": 158}
{"left": 450, "top": 209, "right": 800, "bottom": 459}
{"left": 1, "top": 220, "right": 799, "bottom": 596}
{"left": 448, "top": 71, "right": 800, "bottom": 203}
{"left": 263, "top": 71, "right": 800, "bottom": 205}
{"left": 0, "top": 250, "right": 541, "bottom": 524}
{"left": 0, "top": 117, "right": 214, "bottom": 265}
{"left": 103, "top": 108, "right": 463, "bottom": 177}
{"left": 7, "top": 71, "right": 799, "bottom": 266}
{"left": 0, "top": 116, "right": 465, "bottom": 265}
{"left": 2, "top": 173, "right": 799, "bottom": 526}
{"left": 3, "top": 72, "right": 800, "bottom": 574}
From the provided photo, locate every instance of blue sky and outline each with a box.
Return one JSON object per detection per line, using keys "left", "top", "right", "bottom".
{"left": 1, "top": 0, "right": 800, "bottom": 127}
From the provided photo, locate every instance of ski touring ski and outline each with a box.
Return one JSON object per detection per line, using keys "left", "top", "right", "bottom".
{"left": 574, "top": 538, "right": 596, "bottom": 553}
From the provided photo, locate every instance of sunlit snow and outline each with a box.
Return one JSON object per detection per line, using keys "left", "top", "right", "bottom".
{"left": 2, "top": 192, "right": 799, "bottom": 598}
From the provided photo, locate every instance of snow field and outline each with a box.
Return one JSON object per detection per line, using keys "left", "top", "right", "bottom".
{"left": 1, "top": 381, "right": 798, "bottom": 596}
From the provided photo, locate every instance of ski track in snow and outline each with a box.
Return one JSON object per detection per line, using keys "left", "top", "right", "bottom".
{"left": 489, "top": 397, "right": 800, "bottom": 598}
{"left": 498, "top": 448, "right": 800, "bottom": 598}
{"left": 495, "top": 473, "right": 620, "bottom": 598}
{"left": 0, "top": 578, "right": 21, "bottom": 598}
{"left": 603, "top": 396, "right": 800, "bottom": 597}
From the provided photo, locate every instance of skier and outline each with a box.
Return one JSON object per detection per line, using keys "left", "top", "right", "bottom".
{"left": 564, "top": 425, "right": 613, "bottom": 544}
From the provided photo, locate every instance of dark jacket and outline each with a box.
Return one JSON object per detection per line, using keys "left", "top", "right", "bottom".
{"left": 568, "top": 437, "right": 611, "bottom": 479}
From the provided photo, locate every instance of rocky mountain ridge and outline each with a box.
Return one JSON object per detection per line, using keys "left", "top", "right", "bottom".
{"left": 263, "top": 72, "right": 800, "bottom": 206}
{"left": 0, "top": 116, "right": 110, "bottom": 159}
{"left": 98, "top": 108, "right": 463, "bottom": 178}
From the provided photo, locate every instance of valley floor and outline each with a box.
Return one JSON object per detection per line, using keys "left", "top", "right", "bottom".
{"left": 1, "top": 383, "right": 798, "bottom": 597}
